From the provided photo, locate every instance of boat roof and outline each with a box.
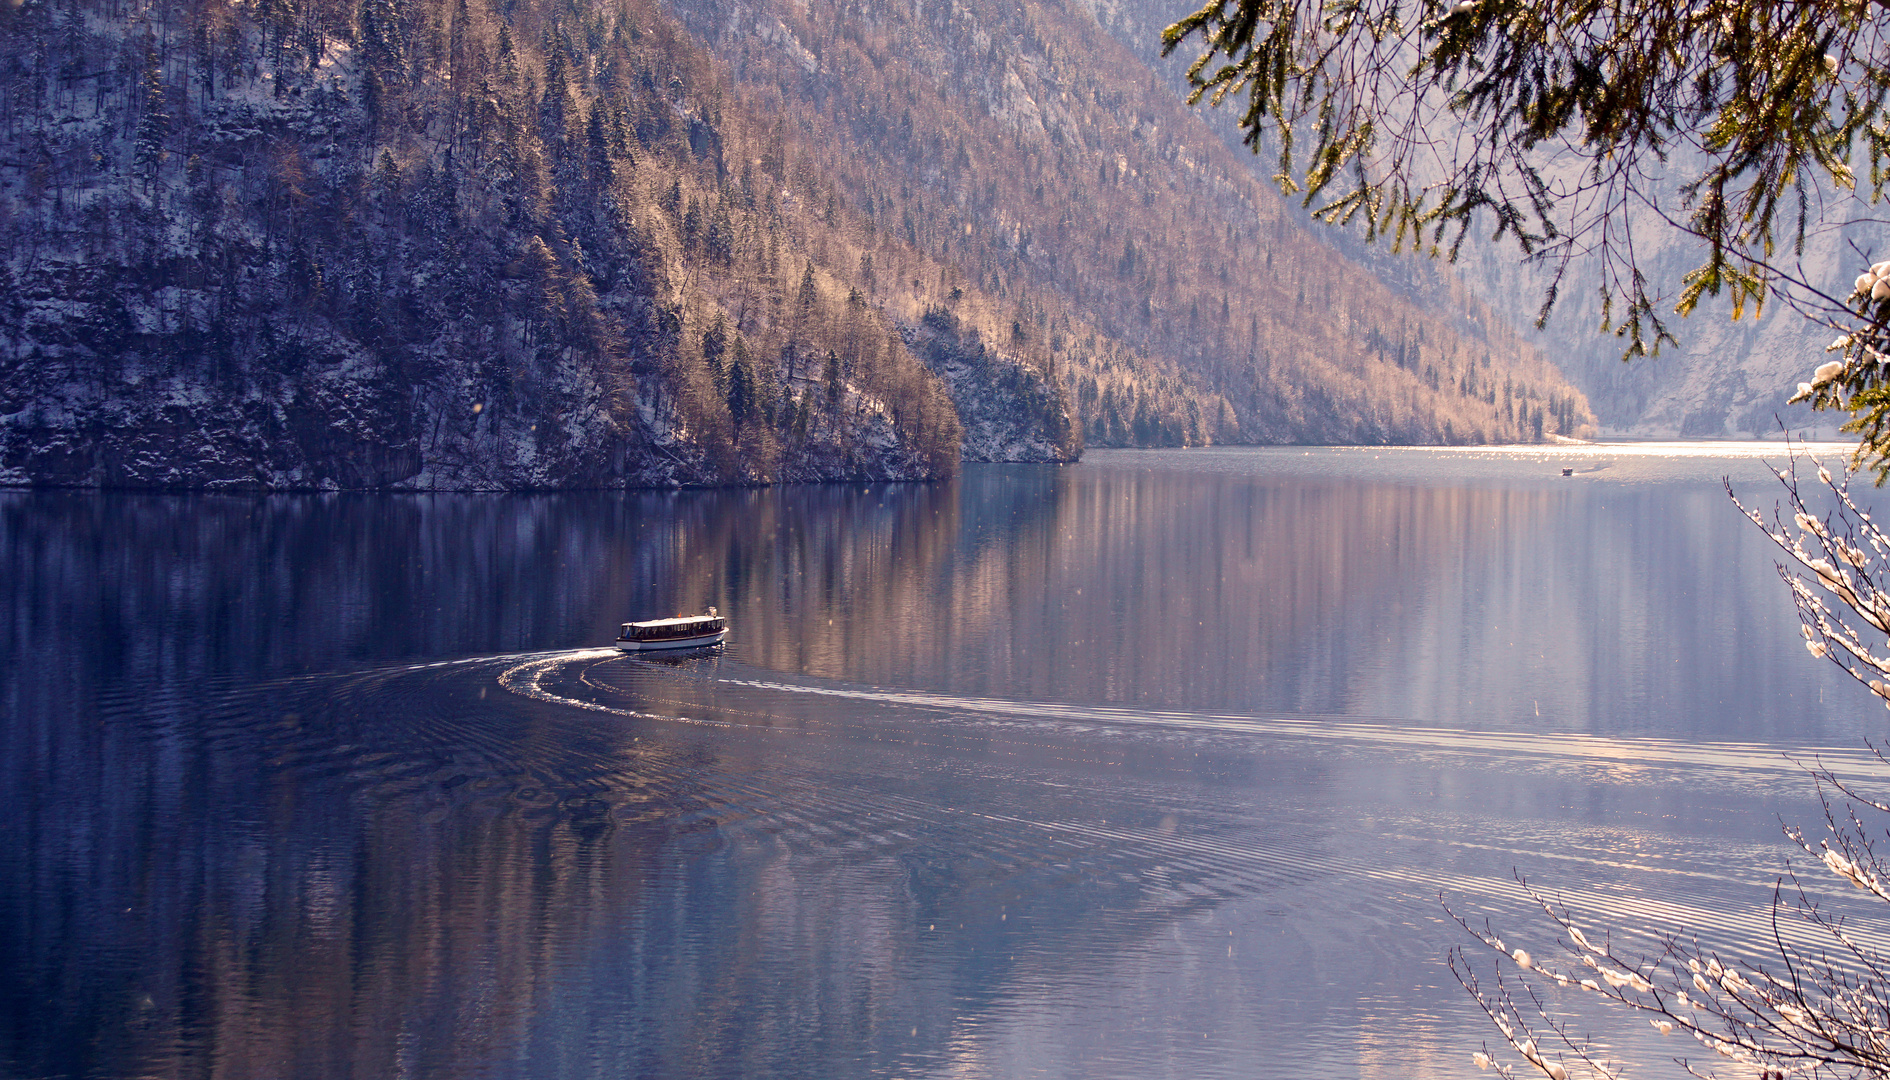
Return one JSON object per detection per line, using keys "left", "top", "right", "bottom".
{"left": 624, "top": 614, "right": 722, "bottom": 628}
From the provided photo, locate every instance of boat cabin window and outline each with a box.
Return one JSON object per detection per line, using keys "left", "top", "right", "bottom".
{"left": 621, "top": 615, "right": 726, "bottom": 641}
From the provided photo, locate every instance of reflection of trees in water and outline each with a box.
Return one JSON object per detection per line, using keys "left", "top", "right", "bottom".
{"left": 0, "top": 480, "right": 1326, "bottom": 1078}
{"left": 672, "top": 479, "right": 965, "bottom": 676}
{"left": 0, "top": 490, "right": 662, "bottom": 678}
{"left": 0, "top": 472, "right": 1835, "bottom": 1078}
{"left": 0, "top": 483, "right": 960, "bottom": 678}
{"left": 0, "top": 491, "right": 658, "bottom": 1077}
{"left": 758, "top": 468, "right": 1552, "bottom": 716}
{"left": 0, "top": 655, "right": 690, "bottom": 1075}
{"left": 0, "top": 482, "right": 999, "bottom": 1078}
{"left": 741, "top": 469, "right": 1811, "bottom": 738}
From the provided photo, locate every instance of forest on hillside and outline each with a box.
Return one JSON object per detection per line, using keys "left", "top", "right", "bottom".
{"left": 0, "top": 0, "right": 1595, "bottom": 490}
{"left": 664, "top": 0, "right": 1596, "bottom": 447}
{"left": 0, "top": 0, "right": 1032, "bottom": 487}
{"left": 1089, "top": 0, "right": 1844, "bottom": 442}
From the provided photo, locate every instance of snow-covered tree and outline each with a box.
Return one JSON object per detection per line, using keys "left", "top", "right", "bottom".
{"left": 133, "top": 46, "right": 169, "bottom": 185}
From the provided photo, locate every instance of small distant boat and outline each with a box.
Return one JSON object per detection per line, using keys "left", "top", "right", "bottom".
{"left": 1561, "top": 467, "right": 1574, "bottom": 476}
{"left": 615, "top": 607, "right": 728, "bottom": 651}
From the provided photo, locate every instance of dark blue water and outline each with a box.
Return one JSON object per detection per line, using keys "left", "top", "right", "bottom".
{"left": 0, "top": 444, "right": 1877, "bottom": 1079}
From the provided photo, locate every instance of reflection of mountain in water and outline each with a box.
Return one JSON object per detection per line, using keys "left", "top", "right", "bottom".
{"left": 0, "top": 482, "right": 1320, "bottom": 1078}
{"left": 0, "top": 456, "right": 1865, "bottom": 1079}
{"left": 725, "top": 459, "right": 1816, "bottom": 743}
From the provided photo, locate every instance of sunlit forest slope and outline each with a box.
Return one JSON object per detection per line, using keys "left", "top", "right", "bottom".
{"left": 662, "top": 0, "right": 1596, "bottom": 447}
{"left": 1089, "top": 0, "right": 1840, "bottom": 442}
{"left": 0, "top": 0, "right": 1594, "bottom": 489}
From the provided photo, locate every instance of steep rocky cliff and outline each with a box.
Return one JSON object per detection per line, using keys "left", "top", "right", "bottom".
{"left": 905, "top": 309, "right": 1079, "bottom": 463}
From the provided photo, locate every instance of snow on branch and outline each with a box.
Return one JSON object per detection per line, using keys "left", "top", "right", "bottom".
{"left": 1731, "top": 456, "right": 1890, "bottom": 711}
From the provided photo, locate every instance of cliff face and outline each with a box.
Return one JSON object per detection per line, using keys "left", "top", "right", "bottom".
{"left": 906, "top": 310, "right": 1080, "bottom": 463}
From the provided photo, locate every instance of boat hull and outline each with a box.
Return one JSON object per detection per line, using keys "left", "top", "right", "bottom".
{"left": 614, "top": 630, "right": 728, "bottom": 651}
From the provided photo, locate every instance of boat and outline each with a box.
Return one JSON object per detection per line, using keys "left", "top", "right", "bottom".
{"left": 615, "top": 607, "right": 728, "bottom": 651}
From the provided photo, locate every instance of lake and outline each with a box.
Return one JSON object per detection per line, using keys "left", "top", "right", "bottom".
{"left": 1, "top": 443, "right": 1880, "bottom": 1080}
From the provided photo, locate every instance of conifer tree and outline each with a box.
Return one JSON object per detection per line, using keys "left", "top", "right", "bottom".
{"left": 372, "top": 148, "right": 402, "bottom": 211}
{"left": 358, "top": 0, "right": 404, "bottom": 87}
{"left": 585, "top": 103, "right": 613, "bottom": 190}
{"left": 797, "top": 262, "right": 817, "bottom": 310}
{"left": 540, "top": 40, "right": 573, "bottom": 144}
{"left": 134, "top": 48, "right": 169, "bottom": 185}
{"left": 681, "top": 198, "right": 700, "bottom": 249}
{"left": 727, "top": 336, "right": 755, "bottom": 427}
{"left": 448, "top": 0, "right": 471, "bottom": 87}
{"left": 705, "top": 199, "right": 732, "bottom": 263}
{"left": 362, "top": 67, "right": 387, "bottom": 139}
{"left": 495, "top": 23, "right": 518, "bottom": 86}
{"left": 1164, "top": 0, "right": 1890, "bottom": 470}
{"left": 702, "top": 316, "right": 727, "bottom": 389}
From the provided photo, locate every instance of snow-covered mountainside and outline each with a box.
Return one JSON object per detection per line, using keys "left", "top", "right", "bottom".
{"left": 0, "top": 0, "right": 999, "bottom": 489}
{"left": 1, "top": 0, "right": 1609, "bottom": 493}
{"left": 1486, "top": 233, "right": 1853, "bottom": 441}
{"left": 661, "top": 0, "right": 1599, "bottom": 450}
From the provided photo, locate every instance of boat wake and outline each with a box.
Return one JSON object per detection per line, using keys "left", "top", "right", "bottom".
{"left": 501, "top": 649, "right": 1890, "bottom": 792}
{"left": 487, "top": 649, "right": 1890, "bottom": 964}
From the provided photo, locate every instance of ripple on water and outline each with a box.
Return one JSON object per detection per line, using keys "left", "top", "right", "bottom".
{"left": 32, "top": 643, "right": 1863, "bottom": 1080}
{"left": 497, "top": 650, "right": 1887, "bottom": 964}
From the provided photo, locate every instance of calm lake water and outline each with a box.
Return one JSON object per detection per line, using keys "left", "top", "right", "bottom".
{"left": 2, "top": 443, "right": 1882, "bottom": 1079}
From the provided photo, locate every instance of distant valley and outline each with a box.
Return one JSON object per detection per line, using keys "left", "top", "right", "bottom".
{"left": 1087, "top": 0, "right": 1847, "bottom": 442}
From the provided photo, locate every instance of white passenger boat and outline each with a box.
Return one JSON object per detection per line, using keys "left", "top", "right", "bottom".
{"left": 615, "top": 608, "right": 728, "bottom": 651}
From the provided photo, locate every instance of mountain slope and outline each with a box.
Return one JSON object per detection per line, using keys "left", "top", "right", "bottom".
{"left": 1091, "top": 0, "right": 1844, "bottom": 441}
{"left": 0, "top": 0, "right": 994, "bottom": 488}
{"left": 660, "top": 0, "right": 1597, "bottom": 447}
{"left": 0, "top": 0, "right": 1599, "bottom": 492}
